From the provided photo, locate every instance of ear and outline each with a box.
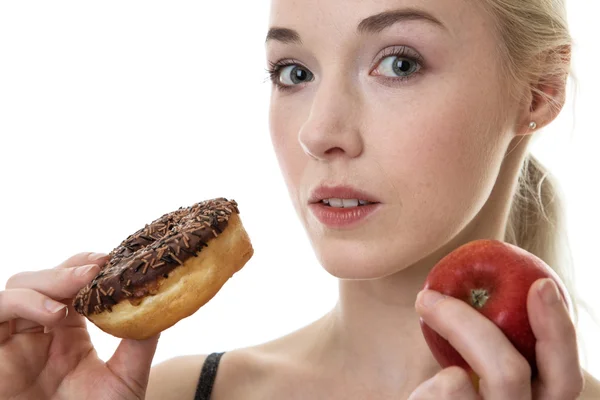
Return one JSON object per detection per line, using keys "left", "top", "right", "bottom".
{"left": 516, "top": 46, "right": 571, "bottom": 136}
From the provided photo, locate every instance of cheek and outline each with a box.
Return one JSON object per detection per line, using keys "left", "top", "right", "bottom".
{"left": 370, "top": 79, "right": 506, "bottom": 237}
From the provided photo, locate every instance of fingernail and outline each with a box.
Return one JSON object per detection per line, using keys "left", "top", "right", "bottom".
{"left": 539, "top": 278, "right": 560, "bottom": 305}
{"left": 44, "top": 300, "right": 67, "bottom": 314}
{"left": 74, "top": 264, "right": 99, "bottom": 277}
{"left": 88, "top": 252, "right": 107, "bottom": 261}
{"left": 44, "top": 326, "right": 53, "bottom": 334}
{"left": 419, "top": 290, "right": 446, "bottom": 308}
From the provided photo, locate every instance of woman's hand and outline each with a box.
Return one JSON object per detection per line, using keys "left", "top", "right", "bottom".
{"left": 0, "top": 252, "right": 160, "bottom": 400}
{"left": 408, "top": 278, "right": 584, "bottom": 399}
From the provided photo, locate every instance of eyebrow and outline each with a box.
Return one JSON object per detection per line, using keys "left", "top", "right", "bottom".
{"left": 265, "top": 8, "right": 446, "bottom": 44}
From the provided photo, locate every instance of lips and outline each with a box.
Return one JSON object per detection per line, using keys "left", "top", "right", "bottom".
{"left": 308, "top": 185, "right": 381, "bottom": 205}
{"left": 307, "top": 185, "right": 382, "bottom": 229}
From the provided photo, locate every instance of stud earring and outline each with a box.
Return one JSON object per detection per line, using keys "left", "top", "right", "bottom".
{"left": 529, "top": 121, "right": 537, "bottom": 130}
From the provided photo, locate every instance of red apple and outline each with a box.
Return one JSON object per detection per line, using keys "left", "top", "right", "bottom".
{"left": 420, "top": 239, "right": 571, "bottom": 382}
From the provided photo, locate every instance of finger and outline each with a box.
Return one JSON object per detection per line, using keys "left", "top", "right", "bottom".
{"left": 0, "top": 288, "right": 68, "bottom": 342}
{"left": 12, "top": 303, "right": 83, "bottom": 332}
{"left": 0, "top": 321, "right": 10, "bottom": 342}
{"left": 528, "top": 279, "right": 584, "bottom": 400}
{"left": 416, "top": 290, "right": 532, "bottom": 400}
{"left": 12, "top": 318, "right": 45, "bottom": 333}
{"left": 55, "top": 251, "right": 109, "bottom": 270}
{"left": 5, "top": 263, "right": 101, "bottom": 300}
{"left": 106, "top": 334, "right": 161, "bottom": 397}
{"left": 10, "top": 300, "right": 88, "bottom": 334}
{"left": 408, "top": 367, "right": 480, "bottom": 400}
{"left": 2, "top": 253, "right": 107, "bottom": 334}
{"left": 0, "top": 288, "right": 68, "bottom": 323}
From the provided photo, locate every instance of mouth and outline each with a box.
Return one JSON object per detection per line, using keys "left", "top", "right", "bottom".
{"left": 308, "top": 185, "right": 381, "bottom": 208}
{"left": 307, "top": 185, "right": 382, "bottom": 228}
{"left": 318, "top": 198, "right": 377, "bottom": 208}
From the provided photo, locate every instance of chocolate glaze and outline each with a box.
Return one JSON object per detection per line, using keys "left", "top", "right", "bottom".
{"left": 73, "top": 198, "right": 239, "bottom": 316}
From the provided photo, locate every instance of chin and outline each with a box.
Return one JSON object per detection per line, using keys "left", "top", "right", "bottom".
{"left": 306, "top": 221, "right": 473, "bottom": 281}
{"left": 308, "top": 235, "right": 422, "bottom": 280}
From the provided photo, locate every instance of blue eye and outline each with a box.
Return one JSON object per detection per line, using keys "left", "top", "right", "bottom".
{"left": 278, "top": 64, "right": 314, "bottom": 86}
{"left": 376, "top": 55, "right": 420, "bottom": 78}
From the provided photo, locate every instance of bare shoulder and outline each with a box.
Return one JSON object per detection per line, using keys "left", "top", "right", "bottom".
{"left": 146, "top": 317, "right": 328, "bottom": 400}
{"left": 210, "top": 347, "right": 295, "bottom": 399}
{"left": 582, "top": 370, "right": 600, "bottom": 400}
{"left": 145, "top": 348, "right": 287, "bottom": 400}
{"left": 146, "top": 354, "right": 207, "bottom": 400}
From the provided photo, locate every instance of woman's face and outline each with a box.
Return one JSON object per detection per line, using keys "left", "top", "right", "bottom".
{"left": 267, "top": 0, "right": 521, "bottom": 279}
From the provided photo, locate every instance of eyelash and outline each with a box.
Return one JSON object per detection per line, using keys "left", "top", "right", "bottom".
{"left": 266, "top": 46, "right": 424, "bottom": 92}
{"left": 266, "top": 59, "right": 303, "bottom": 92}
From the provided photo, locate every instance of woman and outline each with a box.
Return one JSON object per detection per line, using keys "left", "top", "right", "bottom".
{"left": 1, "top": 0, "right": 599, "bottom": 398}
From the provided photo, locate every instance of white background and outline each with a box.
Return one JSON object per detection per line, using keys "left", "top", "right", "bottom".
{"left": 1, "top": 0, "right": 599, "bottom": 381}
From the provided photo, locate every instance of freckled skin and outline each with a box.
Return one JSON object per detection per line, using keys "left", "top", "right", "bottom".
{"left": 251, "top": 0, "right": 565, "bottom": 396}
{"left": 266, "top": 0, "right": 526, "bottom": 280}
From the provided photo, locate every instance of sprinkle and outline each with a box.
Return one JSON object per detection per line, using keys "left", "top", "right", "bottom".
{"left": 151, "top": 262, "right": 165, "bottom": 269}
{"left": 157, "top": 246, "right": 166, "bottom": 261}
{"left": 170, "top": 253, "right": 183, "bottom": 265}
{"left": 84, "top": 289, "right": 92, "bottom": 309}
{"left": 126, "top": 279, "right": 131, "bottom": 286}
{"left": 122, "top": 288, "right": 133, "bottom": 297}
{"left": 139, "top": 259, "right": 149, "bottom": 272}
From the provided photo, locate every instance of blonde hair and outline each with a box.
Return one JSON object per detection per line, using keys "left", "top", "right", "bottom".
{"left": 482, "top": 0, "right": 594, "bottom": 356}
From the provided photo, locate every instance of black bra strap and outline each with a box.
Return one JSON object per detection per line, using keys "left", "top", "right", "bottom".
{"left": 194, "top": 352, "right": 225, "bottom": 400}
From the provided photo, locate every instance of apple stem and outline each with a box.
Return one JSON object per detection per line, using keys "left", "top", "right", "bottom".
{"left": 471, "top": 289, "right": 489, "bottom": 309}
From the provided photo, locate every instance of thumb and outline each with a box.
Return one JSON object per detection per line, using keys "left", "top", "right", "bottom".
{"left": 106, "top": 333, "right": 161, "bottom": 397}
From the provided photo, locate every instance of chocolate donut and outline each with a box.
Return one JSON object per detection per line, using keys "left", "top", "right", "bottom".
{"left": 73, "top": 198, "right": 253, "bottom": 339}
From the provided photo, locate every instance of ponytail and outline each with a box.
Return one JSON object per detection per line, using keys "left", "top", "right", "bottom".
{"left": 504, "top": 153, "right": 578, "bottom": 321}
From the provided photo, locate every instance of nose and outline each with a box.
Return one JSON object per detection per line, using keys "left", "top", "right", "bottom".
{"left": 298, "top": 74, "right": 363, "bottom": 161}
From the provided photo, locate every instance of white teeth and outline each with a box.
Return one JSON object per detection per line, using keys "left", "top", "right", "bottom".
{"left": 321, "top": 198, "right": 370, "bottom": 208}
{"left": 328, "top": 198, "right": 344, "bottom": 208}
{"left": 342, "top": 199, "right": 359, "bottom": 208}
